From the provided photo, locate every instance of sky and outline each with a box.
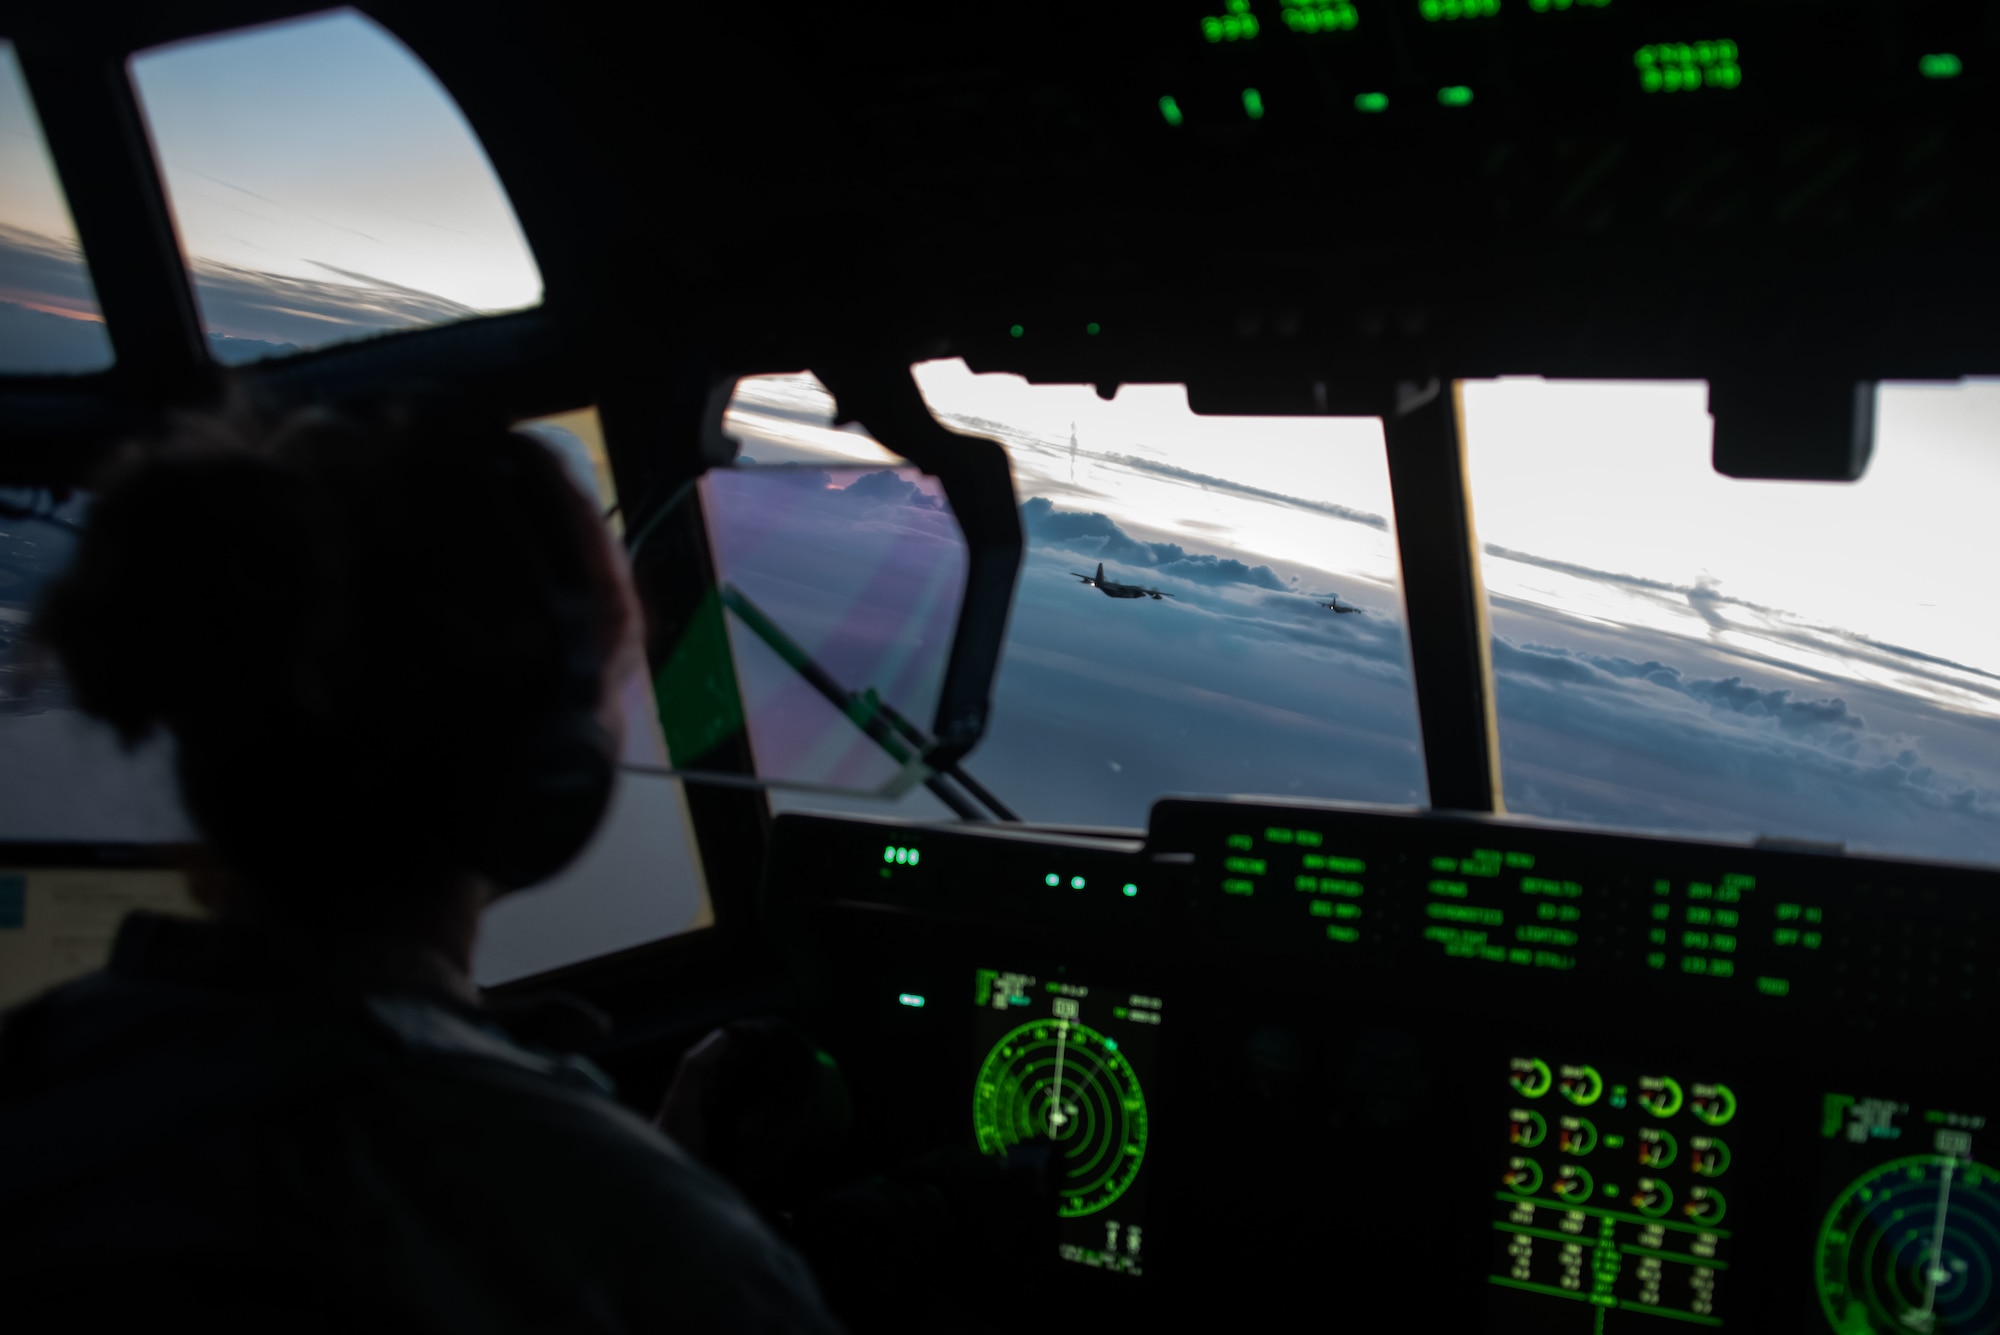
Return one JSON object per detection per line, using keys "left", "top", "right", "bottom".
{"left": 0, "top": 11, "right": 539, "bottom": 373}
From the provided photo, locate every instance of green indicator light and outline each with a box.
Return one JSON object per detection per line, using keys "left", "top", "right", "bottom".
{"left": 1157, "top": 96, "right": 1183, "bottom": 128}
{"left": 1009, "top": 324, "right": 1024, "bottom": 338}
{"left": 883, "top": 845, "right": 895, "bottom": 862}
{"left": 1438, "top": 85, "right": 1473, "bottom": 107}
{"left": 1242, "top": 87, "right": 1265, "bottom": 120}
{"left": 1422, "top": 0, "right": 1499, "bottom": 19}
{"left": 1327, "top": 924, "right": 1360, "bottom": 942}
{"left": 1921, "top": 53, "right": 1963, "bottom": 80}
{"left": 1636, "top": 41, "right": 1740, "bottom": 93}
{"left": 1223, "top": 879, "right": 1255, "bottom": 895}
{"left": 1201, "top": 5, "right": 1260, "bottom": 42}
{"left": 1355, "top": 91, "right": 1388, "bottom": 113}
{"left": 1122, "top": 883, "right": 1137, "bottom": 897}
{"left": 898, "top": 993, "right": 925, "bottom": 1008}
{"left": 1070, "top": 876, "right": 1086, "bottom": 890}
{"left": 1226, "top": 834, "right": 1254, "bottom": 851}
{"left": 1086, "top": 321, "right": 1101, "bottom": 335}
{"left": 1044, "top": 873, "right": 1059, "bottom": 887}
{"left": 1284, "top": 0, "right": 1359, "bottom": 32}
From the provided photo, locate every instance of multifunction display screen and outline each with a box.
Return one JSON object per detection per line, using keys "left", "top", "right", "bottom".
{"left": 972, "top": 967, "right": 1162, "bottom": 1277}
{"left": 1490, "top": 1054, "right": 1735, "bottom": 1329}
{"left": 1165, "top": 798, "right": 1999, "bottom": 1020}
{"left": 1815, "top": 1090, "right": 1999, "bottom": 1334}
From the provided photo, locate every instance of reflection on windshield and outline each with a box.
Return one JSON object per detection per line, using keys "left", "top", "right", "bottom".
{"left": 911, "top": 358, "right": 1427, "bottom": 829}
{"left": 1463, "top": 379, "right": 2000, "bottom": 866}
{"left": 701, "top": 465, "right": 967, "bottom": 795}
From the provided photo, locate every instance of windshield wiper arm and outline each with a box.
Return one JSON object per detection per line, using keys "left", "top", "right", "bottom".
{"left": 719, "top": 583, "right": 1017, "bottom": 821}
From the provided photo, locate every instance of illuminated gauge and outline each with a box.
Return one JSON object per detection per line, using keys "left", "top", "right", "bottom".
{"left": 973, "top": 1017, "right": 1146, "bottom": 1217}
{"left": 1504, "top": 1157, "right": 1544, "bottom": 1196}
{"left": 1558, "top": 1064, "right": 1605, "bottom": 1106}
{"left": 1510, "top": 1057, "right": 1554, "bottom": 1099}
{"left": 1555, "top": 1164, "right": 1595, "bottom": 1204}
{"left": 1690, "top": 1136, "right": 1731, "bottom": 1178}
{"left": 1638, "top": 1075, "right": 1684, "bottom": 1119}
{"left": 1631, "top": 1177, "right": 1675, "bottom": 1218}
{"left": 1690, "top": 1083, "right": 1738, "bottom": 1127}
{"left": 1558, "top": 1116, "right": 1598, "bottom": 1157}
{"left": 1684, "top": 1184, "right": 1728, "bottom": 1227}
{"left": 1637, "top": 1128, "right": 1679, "bottom": 1169}
{"left": 1509, "top": 1107, "right": 1548, "bottom": 1149}
{"left": 1817, "top": 1156, "right": 2000, "bottom": 1335}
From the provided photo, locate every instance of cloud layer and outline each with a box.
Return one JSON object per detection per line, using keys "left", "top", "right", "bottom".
{"left": 0, "top": 223, "right": 494, "bottom": 369}
{"left": 1022, "top": 497, "right": 1291, "bottom": 591}
{"left": 1488, "top": 607, "right": 2000, "bottom": 863}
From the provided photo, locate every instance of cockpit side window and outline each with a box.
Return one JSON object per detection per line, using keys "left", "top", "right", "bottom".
{"left": 126, "top": 8, "right": 543, "bottom": 364}
{"left": 1462, "top": 379, "right": 2000, "bottom": 868}
{"left": 0, "top": 39, "right": 114, "bottom": 375}
{"left": 475, "top": 408, "right": 715, "bottom": 987}
{"left": 0, "top": 488, "right": 191, "bottom": 843}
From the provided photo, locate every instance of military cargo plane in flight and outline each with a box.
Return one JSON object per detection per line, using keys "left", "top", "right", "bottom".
{"left": 1314, "top": 593, "right": 1363, "bottom": 614}
{"left": 1072, "top": 563, "right": 1175, "bottom": 601}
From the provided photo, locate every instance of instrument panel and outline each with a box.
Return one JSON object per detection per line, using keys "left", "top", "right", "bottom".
{"left": 762, "top": 799, "right": 2000, "bottom": 1332}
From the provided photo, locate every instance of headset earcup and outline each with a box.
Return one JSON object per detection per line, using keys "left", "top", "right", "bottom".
{"left": 473, "top": 715, "right": 617, "bottom": 891}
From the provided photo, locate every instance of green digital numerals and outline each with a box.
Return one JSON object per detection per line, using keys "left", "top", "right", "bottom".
{"left": 974, "top": 1017, "right": 1148, "bottom": 1217}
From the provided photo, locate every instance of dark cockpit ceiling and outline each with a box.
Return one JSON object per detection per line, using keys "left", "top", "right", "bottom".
{"left": 10, "top": 0, "right": 2000, "bottom": 487}
{"left": 9, "top": 4, "right": 2000, "bottom": 1332}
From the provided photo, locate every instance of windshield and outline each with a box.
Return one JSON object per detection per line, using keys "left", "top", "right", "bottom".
{"left": 1463, "top": 379, "right": 2000, "bottom": 866}
{"left": 903, "top": 358, "right": 1428, "bottom": 829}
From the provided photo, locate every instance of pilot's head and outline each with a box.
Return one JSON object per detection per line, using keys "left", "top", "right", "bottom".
{"left": 31, "top": 397, "right": 641, "bottom": 927}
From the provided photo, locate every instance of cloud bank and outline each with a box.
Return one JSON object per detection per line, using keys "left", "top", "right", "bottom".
{"left": 1022, "top": 497, "right": 1291, "bottom": 591}
{"left": 1488, "top": 611, "right": 2000, "bottom": 862}
{"left": 0, "top": 223, "right": 495, "bottom": 369}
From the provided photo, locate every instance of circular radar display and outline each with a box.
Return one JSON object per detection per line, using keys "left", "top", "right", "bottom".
{"left": 1818, "top": 1156, "right": 2000, "bottom": 1335}
{"left": 974, "top": 1017, "right": 1147, "bottom": 1217}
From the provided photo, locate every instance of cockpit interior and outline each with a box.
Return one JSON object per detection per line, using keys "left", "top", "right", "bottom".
{"left": 7, "top": 2, "right": 2000, "bottom": 1330}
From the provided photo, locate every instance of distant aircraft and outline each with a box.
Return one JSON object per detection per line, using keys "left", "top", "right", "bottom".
{"left": 1072, "top": 563, "right": 1174, "bottom": 601}
{"left": 1314, "top": 593, "right": 1362, "bottom": 614}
